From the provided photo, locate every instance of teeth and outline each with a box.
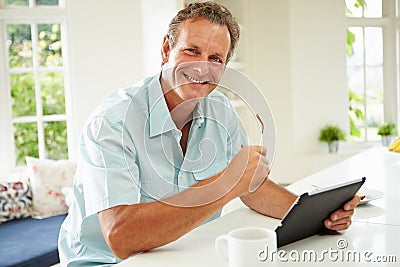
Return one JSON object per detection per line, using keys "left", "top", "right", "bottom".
{"left": 185, "top": 74, "right": 207, "bottom": 84}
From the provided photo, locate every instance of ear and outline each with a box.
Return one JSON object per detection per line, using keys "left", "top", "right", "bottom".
{"left": 161, "top": 35, "right": 171, "bottom": 64}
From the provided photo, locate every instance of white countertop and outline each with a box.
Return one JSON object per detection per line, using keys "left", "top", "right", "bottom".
{"left": 116, "top": 147, "right": 400, "bottom": 266}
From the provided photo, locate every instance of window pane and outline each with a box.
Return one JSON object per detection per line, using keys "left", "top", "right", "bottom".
{"left": 347, "top": 27, "right": 364, "bottom": 66}
{"left": 365, "top": 27, "right": 382, "bottom": 65}
{"left": 44, "top": 121, "right": 68, "bottom": 160}
{"left": 347, "top": 66, "right": 364, "bottom": 96}
{"left": 37, "top": 23, "right": 63, "bottom": 67}
{"left": 14, "top": 122, "right": 39, "bottom": 165}
{"left": 7, "top": 24, "right": 33, "bottom": 68}
{"left": 345, "top": 0, "right": 363, "bottom": 17}
{"left": 366, "top": 66, "right": 383, "bottom": 103}
{"left": 10, "top": 73, "right": 36, "bottom": 117}
{"left": 41, "top": 72, "right": 65, "bottom": 115}
{"left": 366, "top": 103, "right": 383, "bottom": 140}
{"left": 349, "top": 103, "right": 365, "bottom": 141}
{"left": 364, "top": 0, "right": 382, "bottom": 18}
{"left": 36, "top": 0, "right": 59, "bottom": 6}
{"left": 4, "top": 0, "right": 29, "bottom": 6}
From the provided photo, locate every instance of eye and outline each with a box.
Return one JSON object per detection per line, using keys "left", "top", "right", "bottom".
{"left": 210, "top": 55, "right": 223, "bottom": 63}
{"left": 184, "top": 48, "right": 199, "bottom": 55}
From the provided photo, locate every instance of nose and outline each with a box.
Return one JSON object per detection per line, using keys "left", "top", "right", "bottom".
{"left": 193, "top": 61, "right": 210, "bottom": 76}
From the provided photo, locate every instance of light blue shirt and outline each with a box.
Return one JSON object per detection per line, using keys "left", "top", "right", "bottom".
{"left": 58, "top": 74, "right": 247, "bottom": 266}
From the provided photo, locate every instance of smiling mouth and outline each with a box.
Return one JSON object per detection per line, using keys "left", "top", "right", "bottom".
{"left": 184, "top": 73, "right": 208, "bottom": 84}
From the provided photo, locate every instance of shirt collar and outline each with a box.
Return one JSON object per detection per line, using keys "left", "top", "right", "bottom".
{"left": 192, "top": 100, "right": 204, "bottom": 129}
{"left": 148, "top": 74, "right": 177, "bottom": 138}
{"left": 147, "top": 74, "right": 206, "bottom": 137}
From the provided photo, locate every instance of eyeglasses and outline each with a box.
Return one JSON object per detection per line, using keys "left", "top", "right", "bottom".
{"left": 256, "top": 113, "right": 264, "bottom": 134}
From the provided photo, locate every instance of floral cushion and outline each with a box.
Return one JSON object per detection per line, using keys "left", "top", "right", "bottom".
{"left": 26, "top": 157, "right": 76, "bottom": 219}
{"left": 0, "top": 181, "right": 32, "bottom": 224}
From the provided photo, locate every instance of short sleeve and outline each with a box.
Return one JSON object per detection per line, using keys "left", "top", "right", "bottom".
{"left": 77, "top": 116, "right": 140, "bottom": 216}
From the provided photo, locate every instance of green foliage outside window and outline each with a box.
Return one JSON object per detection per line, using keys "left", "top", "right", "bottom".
{"left": 346, "top": 0, "right": 367, "bottom": 140}
{"left": 347, "top": 29, "right": 364, "bottom": 139}
{"left": 4, "top": 0, "right": 29, "bottom": 7}
{"left": 11, "top": 71, "right": 69, "bottom": 165}
{"left": 41, "top": 72, "right": 66, "bottom": 115}
{"left": 36, "top": 0, "right": 59, "bottom": 6}
{"left": 10, "top": 73, "right": 36, "bottom": 117}
{"left": 8, "top": 22, "right": 68, "bottom": 165}
{"left": 348, "top": 89, "right": 364, "bottom": 138}
{"left": 345, "top": 0, "right": 365, "bottom": 16}
{"left": 44, "top": 121, "right": 68, "bottom": 160}
{"left": 7, "top": 24, "right": 33, "bottom": 68}
{"left": 4, "top": 0, "right": 59, "bottom": 6}
{"left": 38, "top": 23, "right": 63, "bottom": 67}
{"left": 14, "top": 123, "right": 39, "bottom": 165}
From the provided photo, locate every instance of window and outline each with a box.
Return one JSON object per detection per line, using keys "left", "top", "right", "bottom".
{"left": 4, "top": 0, "right": 60, "bottom": 7}
{"left": 0, "top": 0, "right": 70, "bottom": 174}
{"left": 345, "top": 0, "right": 399, "bottom": 142}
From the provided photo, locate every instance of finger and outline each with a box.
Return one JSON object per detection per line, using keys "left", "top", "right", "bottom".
{"left": 343, "top": 195, "right": 361, "bottom": 211}
{"left": 325, "top": 220, "right": 352, "bottom": 231}
{"left": 249, "top": 158, "right": 269, "bottom": 192}
{"left": 259, "top": 155, "right": 270, "bottom": 171}
{"left": 328, "top": 217, "right": 351, "bottom": 226}
{"left": 248, "top": 145, "right": 267, "bottom": 156}
{"left": 259, "top": 154, "right": 269, "bottom": 165}
{"left": 330, "top": 209, "right": 354, "bottom": 221}
{"left": 259, "top": 154, "right": 271, "bottom": 178}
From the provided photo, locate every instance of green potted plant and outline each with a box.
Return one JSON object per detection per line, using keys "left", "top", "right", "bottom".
{"left": 319, "top": 124, "right": 346, "bottom": 153}
{"left": 377, "top": 122, "right": 397, "bottom": 146}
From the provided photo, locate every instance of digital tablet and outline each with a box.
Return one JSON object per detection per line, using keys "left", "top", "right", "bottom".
{"left": 276, "top": 177, "right": 366, "bottom": 247}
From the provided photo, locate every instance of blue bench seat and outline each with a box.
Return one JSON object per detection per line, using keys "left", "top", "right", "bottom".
{"left": 0, "top": 215, "right": 66, "bottom": 267}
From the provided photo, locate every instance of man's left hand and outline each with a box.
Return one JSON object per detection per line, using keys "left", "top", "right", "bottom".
{"left": 324, "top": 194, "right": 361, "bottom": 231}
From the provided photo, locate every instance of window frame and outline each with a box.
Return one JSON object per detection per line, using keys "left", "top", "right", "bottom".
{"left": 1, "top": 0, "right": 65, "bottom": 8}
{"left": 345, "top": 0, "right": 399, "bottom": 144}
{"left": 0, "top": 3, "right": 73, "bottom": 176}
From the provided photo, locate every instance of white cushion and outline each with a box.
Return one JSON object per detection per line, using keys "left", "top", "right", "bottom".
{"left": 26, "top": 157, "right": 76, "bottom": 219}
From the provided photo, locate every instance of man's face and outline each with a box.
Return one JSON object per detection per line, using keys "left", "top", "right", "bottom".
{"left": 161, "top": 18, "right": 230, "bottom": 101}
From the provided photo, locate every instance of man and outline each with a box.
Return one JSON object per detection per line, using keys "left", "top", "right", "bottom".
{"left": 58, "top": 2, "right": 360, "bottom": 266}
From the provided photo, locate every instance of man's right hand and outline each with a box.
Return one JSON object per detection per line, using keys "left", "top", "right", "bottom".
{"left": 225, "top": 145, "right": 270, "bottom": 197}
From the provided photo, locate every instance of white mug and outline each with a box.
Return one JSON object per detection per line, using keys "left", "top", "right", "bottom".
{"left": 215, "top": 227, "right": 277, "bottom": 267}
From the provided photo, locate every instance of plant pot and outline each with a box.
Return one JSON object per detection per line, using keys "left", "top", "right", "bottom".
{"left": 381, "top": 135, "right": 395, "bottom": 146}
{"left": 328, "top": 141, "right": 339, "bottom": 153}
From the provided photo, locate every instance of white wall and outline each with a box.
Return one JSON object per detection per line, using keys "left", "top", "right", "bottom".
{"left": 245, "top": 0, "right": 353, "bottom": 184}
{"left": 290, "top": 0, "right": 348, "bottom": 154}
{"left": 141, "top": 0, "right": 183, "bottom": 76}
{"left": 287, "top": 0, "right": 352, "bottom": 182}
{"left": 67, "top": 0, "right": 145, "bottom": 155}
{"left": 245, "top": 0, "right": 294, "bottom": 183}
{"left": 65, "top": 0, "right": 355, "bottom": 183}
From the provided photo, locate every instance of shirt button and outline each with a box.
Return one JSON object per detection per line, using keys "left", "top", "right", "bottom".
{"left": 178, "top": 173, "right": 183, "bottom": 179}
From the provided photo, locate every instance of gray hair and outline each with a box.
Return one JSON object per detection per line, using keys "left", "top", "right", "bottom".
{"left": 167, "top": 1, "right": 240, "bottom": 63}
